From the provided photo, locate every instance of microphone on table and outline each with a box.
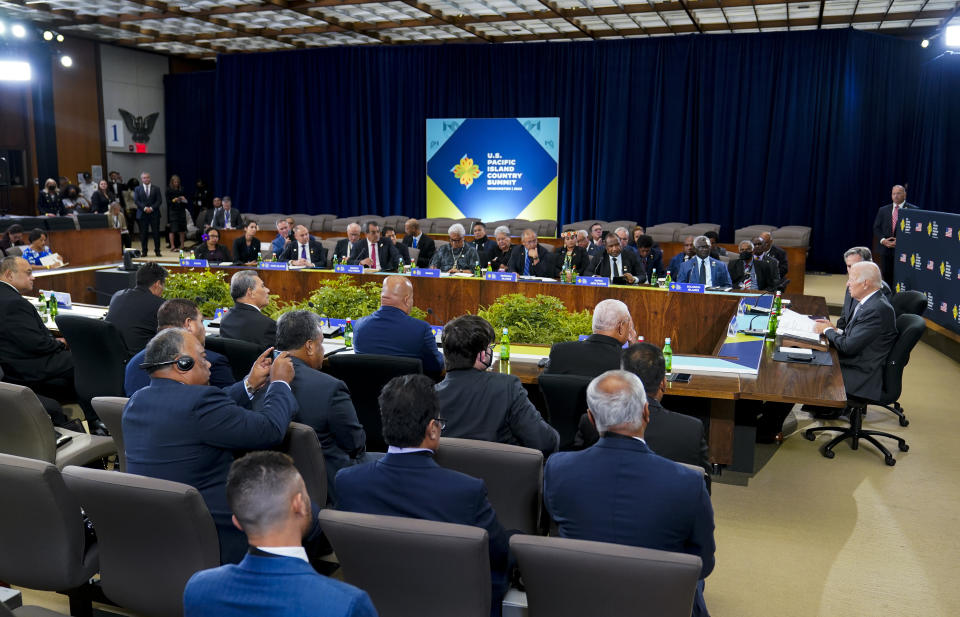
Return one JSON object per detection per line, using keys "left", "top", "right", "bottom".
{"left": 743, "top": 288, "right": 775, "bottom": 315}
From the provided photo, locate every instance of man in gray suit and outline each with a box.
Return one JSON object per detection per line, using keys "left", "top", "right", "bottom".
{"left": 434, "top": 315, "right": 559, "bottom": 455}
{"left": 133, "top": 171, "right": 163, "bottom": 257}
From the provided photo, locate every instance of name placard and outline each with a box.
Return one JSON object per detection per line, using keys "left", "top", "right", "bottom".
{"left": 411, "top": 268, "right": 441, "bottom": 278}
{"left": 668, "top": 283, "right": 705, "bottom": 294}
{"left": 334, "top": 265, "right": 364, "bottom": 274}
{"left": 323, "top": 318, "right": 347, "bottom": 328}
{"left": 575, "top": 276, "right": 609, "bottom": 287}
{"left": 485, "top": 271, "right": 518, "bottom": 282}
{"left": 180, "top": 259, "right": 208, "bottom": 268}
{"left": 259, "top": 261, "right": 288, "bottom": 271}
{"left": 38, "top": 289, "right": 72, "bottom": 308}
{"left": 430, "top": 326, "right": 444, "bottom": 337}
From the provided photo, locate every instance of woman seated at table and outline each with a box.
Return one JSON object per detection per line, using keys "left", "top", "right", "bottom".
{"left": 107, "top": 202, "right": 131, "bottom": 249}
{"left": 90, "top": 179, "right": 117, "bottom": 214}
{"left": 21, "top": 228, "right": 64, "bottom": 268}
{"left": 60, "top": 184, "right": 91, "bottom": 215}
{"left": 232, "top": 220, "right": 262, "bottom": 266}
{"left": 194, "top": 228, "right": 232, "bottom": 263}
{"left": 554, "top": 230, "right": 590, "bottom": 279}
{"left": 37, "top": 178, "right": 63, "bottom": 216}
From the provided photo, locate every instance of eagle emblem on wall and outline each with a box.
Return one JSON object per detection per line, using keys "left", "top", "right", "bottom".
{"left": 119, "top": 109, "right": 160, "bottom": 144}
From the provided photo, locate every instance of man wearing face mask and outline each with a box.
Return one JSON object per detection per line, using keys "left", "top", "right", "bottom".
{"left": 677, "top": 236, "right": 732, "bottom": 288}
{"left": 728, "top": 240, "right": 779, "bottom": 291}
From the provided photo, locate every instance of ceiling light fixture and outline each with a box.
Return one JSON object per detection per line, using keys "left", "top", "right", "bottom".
{"left": 60, "top": 55, "right": 73, "bottom": 68}
{"left": 11, "top": 24, "right": 26, "bottom": 38}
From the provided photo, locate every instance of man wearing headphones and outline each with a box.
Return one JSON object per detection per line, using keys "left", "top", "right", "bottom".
{"left": 123, "top": 328, "right": 298, "bottom": 565}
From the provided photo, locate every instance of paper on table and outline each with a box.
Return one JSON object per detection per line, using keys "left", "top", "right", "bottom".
{"left": 777, "top": 308, "right": 822, "bottom": 342}
{"left": 779, "top": 346, "right": 812, "bottom": 355}
{"left": 39, "top": 254, "right": 63, "bottom": 268}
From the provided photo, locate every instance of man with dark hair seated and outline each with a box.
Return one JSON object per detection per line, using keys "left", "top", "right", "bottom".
{"left": 220, "top": 270, "right": 277, "bottom": 350}
{"left": 105, "top": 261, "right": 168, "bottom": 357}
{"left": 336, "top": 374, "right": 511, "bottom": 613}
{"left": 434, "top": 315, "right": 558, "bottom": 455}
{"left": 635, "top": 234, "right": 665, "bottom": 279}
{"left": 184, "top": 451, "right": 377, "bottom": 617}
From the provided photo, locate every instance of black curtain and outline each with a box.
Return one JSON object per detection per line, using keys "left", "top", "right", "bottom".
{"left": 163, "top": 70, "right": 216, "bottom": 198}
{"left": 909, "top": 53, "right": 960, "bottom": 214}
{"left": 164, "top": 30, "right": 956, "bottom": 271}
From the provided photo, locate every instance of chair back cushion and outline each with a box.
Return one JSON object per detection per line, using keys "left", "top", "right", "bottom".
{"left": 880, "top": 314, "right": 926, "bottom": 404}
{"left": 205, "top": 336, "right": 264, "bottom": 383}
{"left": 890, "top": 290, "right": 926, "bottom": 317}
{"left": 280, "top": 422, "right": 327, "bottom": 506}
{"left": 0, "top": 381, "right": 57, "bottom": 462}
{"left": 92, "top": 397, "right": 129, "bottom": 470}
{"left": 537, "top": 374, "right": 592, "bottom": 451}
{"left": 55, "top": 315, "right": 128, "bottom": 404}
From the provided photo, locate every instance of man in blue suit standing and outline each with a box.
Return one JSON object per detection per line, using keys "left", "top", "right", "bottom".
{"left": 133, "top": 171, "right": 163, "bottom": 257}
{"left": 336, "top": 374, "right": 511, "bottom": 612}
{"left": 123, "top": 328, "right": 298, "bottom": 564}
{"left": 184, "top": 451, "right": 377, "bottom": 617}
{"left": 353, "top": 277, "right": 443, "bottom": 375}
{"left": 677, "top": 235, "right": 732, "bottom": 288}
{"left": 544, "top": 370, "right": 715, "bottom": 617}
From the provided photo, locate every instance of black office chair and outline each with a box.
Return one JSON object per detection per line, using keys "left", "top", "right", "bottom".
{"left": 325, "top": 354, "right": 422, "bottom": 452}
{"left": 538, "top": 374, "right": 592, "bottom": 451}
{"left": 804, "top": 314, "right": 925, "bottom": 465}
{"left": 890, "top": 290, "right": 926, "bottom": 318}
{"left": 76, "top": 214, "right": 108, "bottom": 229}
{"left": 55, "top": 315, "right": 129, "bottom": 422}
{"left": 205, "top": 336, "right": 264, "bottom": 382}
{"left": 43, "top": 217, "right": 76, "bottom": 231}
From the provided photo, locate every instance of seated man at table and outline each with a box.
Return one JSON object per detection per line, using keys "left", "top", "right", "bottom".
{"left": 334, "top": 223, "right": 362, "bottom": 263}
{"left": 270, "top": 217, "right": 293, "bottom": 258}
{"left": 353, "top": 277, "right": 443, "bottom": 375}
{"left": 635, "top": 235, "right": 665, "bottom": 280}
{"left": 219, "top": 270, "right": 277, "bottom": 350}
{"left": 588, "top": 232, "right": 646, "bottom": 284}
{"left": 486, "top": 226, "right": 519, "bottom": 272}
{"left": 212, "top": 196, "right": 242, "bottom": 230}
{"left": 336, "top": 374, "right": 511, "bottom": 609}
{"left": 677, "top": 235, "right": 732, "bottom": 288}
{"left": 544, "top": 370, "right": 715, "bottom": 617}
{"left": 429, "top": 223, "right": 479, "bottom": 273}
{"left": 402, "top": 219, "right": 435, "bottom": 268}
{"left": 348, "top": 221, "right": 399, "bottom": 272}
{"left": 704, "top": 231, "right": 727, "bottom": 260}
{"left": 757, "top": 231, "right": 788, "bottom": 283}
{"left": 279, "top": 225, "right": 327, "bottom": 268}
{"left": 614, "top": 227, "right": 637, "bottom": 255}
{"left": 381, "top": 226, "right": 410, "bottom": 266}
{"left": 184, "top": 451, "right": 377, "bottom": 617}
{"left": 434, "top": 315, "right": 558, "bottom": 455}
{"left": 471, "top": 221, "right": 497, "bottom": 263}
{"left": 728, "top": 240, "right": 778, "bottom": 292}
{"left": 837, "top": 247, "right": 892, "bottom": 331}
{"left": 105, "top": 262, "right": 168, "bottom": 357}
{"left": 125, "top": 298, "right": 234, "bottom": 395}
{"left": 546, "top": 299, "right": 636, "bottom": 377}
{"left": 123, "top": 328, "right": 297, "bottom": 564}
{"left": 668, "top": 235, "right": 696, "bottom": 280}
{"left": 507, "top": 229, "right": 555, "bottom": 277}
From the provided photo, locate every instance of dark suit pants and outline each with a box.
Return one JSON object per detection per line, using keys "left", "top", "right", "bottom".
{"left": 139, "top": 213, "right": 161, "bottom": 254}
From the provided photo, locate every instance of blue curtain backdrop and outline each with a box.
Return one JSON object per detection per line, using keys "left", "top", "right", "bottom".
{"left": 163, "top": 70, "right": 216, "bottom": 198}
{"left": 164, "top": 29, "right": 957, "bottom": 271}
{"left": 908, "top": 53, "right": 960, "bottom": 214}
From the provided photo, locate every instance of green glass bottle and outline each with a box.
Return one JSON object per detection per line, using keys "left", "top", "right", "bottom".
{"left": 49, "top": 293, "right": 58, "bottom": 320}
{"left": 344, "top": 318, "right": 353, "bottom": 348}
{"left": 663, "top": 337, "right": 673, "bottom": 375}
{"left": 650, "top": 269, "right": 658, "bottom": 287}
{"left": 767, "top": 303, "right": 779, "bottom": 339}
{"left": 664, "top": 271, "right": 672, "bottom": 286}
{"left": 499, "top": 327, "right": 510, "bottom": 371}
{"left": 474, "top": 262, "right": 482, "bottom": 278}
{"left": 397, "top": 259, "right": 404, "bottom": 274}
{"left": 486, "top": 261, "right": 493, "bottom": 273}
{"left": 257, "top": 251, "right": 262, "bottom": 266}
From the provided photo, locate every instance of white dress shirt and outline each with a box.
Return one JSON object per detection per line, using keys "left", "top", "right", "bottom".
{"left": 256, "top": 546, "right": 309, "bottom": 563}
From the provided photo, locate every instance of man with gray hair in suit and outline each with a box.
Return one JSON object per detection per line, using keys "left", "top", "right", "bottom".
{"left": 429, "top": 223, "right": 479, "bottom": 273}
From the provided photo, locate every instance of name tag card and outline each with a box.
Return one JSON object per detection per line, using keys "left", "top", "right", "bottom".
{"left": 259, "top": 261, "right": 288, "bottom": 271}
{"left": 323, "top": 318, "right": 347, "bottom": 328}
{"left": 180, "top": 259, "right": 208, "bottom": 268}
{"left": 576, "top": 276, "right": 609, "bottom": 287}
{"left": 430, "top": 326, "right": 444, "bottom": 337}
{"left": 214, "top": 307, "right": 229, "bottom": 320}
{"left": 411, "top": 268, "right": 441, "bottom": 278}
{"left": 485, "top": 271, "right": 517, "bottom": 282}
{"left": 668, "top": 283, "right": 705, "bottom": 294}
{"left": 39, "top": 289, "right": 72, "bottom": 308}
{"left": 334, "top": 265, "right": 364, "bottom": 274}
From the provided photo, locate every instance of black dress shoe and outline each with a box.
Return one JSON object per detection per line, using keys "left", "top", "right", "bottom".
{"left": 811, "top": 407, "right": 846, "bottom": 420}
{"left": 155, "top": 251, "right": 163, "bottom": 257}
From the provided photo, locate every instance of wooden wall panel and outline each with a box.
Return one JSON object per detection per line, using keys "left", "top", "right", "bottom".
{"left": 52, "top": 37, "right": 103, "bottom": 180}
{"left": 0, "top": 82, "right": 36, "bottom": 215}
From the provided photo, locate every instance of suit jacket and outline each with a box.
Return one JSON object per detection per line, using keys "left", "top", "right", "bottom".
{"left": 837, "top": 281, "right": 892, "bottom": 330}
{"left": 195, "top": 243, "right": 232, "bottom": 263}
{"left": 0, "top": 282, "right": 73, "bottom": 384}
{"left": 401, "top": 234, "right": 436, "bottom": 268}
{"left": 668, "top": 252, "right": 693, "bottom": 280}
{"left": 727, "top": 257, "right": 779, "bottom": 292}
{"left": 637, "top": 247, "right": 666, "bottom": 279}
{"left": 212, "top": 208, "right": 243, "bottom": 230}
{"left": 544, "top": 434, "right": 715, "bottom": 616}
{"left": 589, "top": 250, "right": 647, "bottom": 284}
{"left": 133, "top": 184, "right": 162, "bottom": 220}
{"left": 184, "top": 550, "right": 377, "bottom": 617}
{"left": 348, "top": 239, "right": 400, "bottom": 272}
{"left": 546, "top": 333, "right": 623, "bottom": 378}
{"left": 472, "top": 237, "right": 497, "bottom": 262}
{"left": 435, "top": 370, "right": 559, "bottom": 455}
{"left": 125, "top": 347, "right": 234, "bottom": 396}
{"left": 554, "top": 246, "right": 591, "bottom": 276}
{"left": 353, "top": 306, "right": 444, "bottom": 374}
{"left": 220, "top": 302, "right": 278, "bottom": 351}
{"left": 105, "top": 286, "right": 166, "bottom": 357}
{"left": 333, "top": 238, "right": 357, "bottom": 262}
{"left": 873, "top": 202, "right": 918, "bottom": 254}
{"left": 766, "top": 244, "right": 789, "bottom": 280}
{"left": 824, "top": 291, "right": 897, "bottom": 400}
{"left": 123, "top": 378, "right": 297, "bottom": 563}
{"left": 677, "top": 256, "right": 732, "bottom": 287}
{"left": 485, "top": 244, "right": 520, "bottom": 272}
{"left": 392, "top": 241, "right": 411, "bottom": 265}
{"left": 232, "top": 236, "right": 263, "bottom": 264}
{"left": 507, "top": 244, "right": 555, "bottom": 277}
{"left": 279, "top": 237, "right": 327, "bottom": 268}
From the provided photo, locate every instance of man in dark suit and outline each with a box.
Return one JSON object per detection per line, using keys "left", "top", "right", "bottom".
{"left": 507, "top": 228, "right": 555, "bottom": 277}
{"left": 381, "top": 225, "right": 410, "bottom": 265}
{"left": 133, "top": 171, "right": 163, "bottom": 257}
{"left": 336, "top": 374, "right": 512, "bottom": 608}
{"left": 485, "top": 225, "right": 519, "bottom": 271}
{"left": 814, "top": 261, "right": 897, "bottom": 409}
{"left": 184, "top": 452, "right": 377, "bottom": 617}
{"left": 872, "top": 184, "right": 918, "bottom": 286}
{"left": 728, "top": 240, "right": 779, "bottom": 292}
{"left": 105, "top": 262, "right": 168, "bottom": 357}
{"left": 614, "top": 227, "right": 638, "bottom": 255}
{"left": 836, "top": 247, "right": 892, "bottom": 331}
{"left": 125, "top": 299, "right": 234, "bottom": 396}
{"left": 546, "top": 299, "right": 635, "bottom": 377}
{"left": 354, "top": 277, "right": 443, "bottom": 375}
{"left": 677, "top": 236, "right": 732, "bottom": 287}
{"left": 589, "top": 233, "right": 646, "bottom": 284}
{"left": 668, "top": 235, "right": 696, "bottom": 280}
{"left": 348, "top": 221, "right": 399, "bottom": 272}
{"left": 757, "top": 232, "right": 788, "bottom": 283}
{"left": 220, "top": 270, "right": 277, "bottom": 350}
{"left": 211, "top": 196, "right": 243, "bottom": 230}
{"left": 635, "top": 235, "right": 665, "bottom": 280}
{"left": 334, "top": 223, "right": 362, "bottom": 263}
{"left": 123, "top": 328, "right": 296, "bottom": 563}
{"left": 278, "top": 225, "right": 327, "bottom": 268}
{"left": 471, "top": 221, "right": 497, "bottom": 263}
{"left": 402, "top": 219, "right": 435, "bottom": 268}
{"left": 544, "top": 370, "right": 715, "bottom": 617}
{"left": 434, "top": 315, "right": 559, "bottom": 455}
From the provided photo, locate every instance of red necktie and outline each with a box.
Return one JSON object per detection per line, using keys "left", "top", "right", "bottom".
{"left": 891, "top": 205, "right": 898, "bottom": 234}
{"left": 370, "top": 243, "right": 377, "bottom": 269}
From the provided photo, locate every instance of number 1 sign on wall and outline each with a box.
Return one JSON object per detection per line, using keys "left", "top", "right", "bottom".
{"left": 106, "top": 119, "right": 125, "bottom": 148}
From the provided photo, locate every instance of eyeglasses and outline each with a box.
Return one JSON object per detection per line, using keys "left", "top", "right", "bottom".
{"left": 433, "top": 417, "right": 447, "bottom": 431}
{"left": 486, "top": 344, "right": 497, "bottom": 356}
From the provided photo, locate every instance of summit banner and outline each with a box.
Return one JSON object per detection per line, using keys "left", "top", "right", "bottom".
{"left": 426, "top": 118, "right": 559, "bottom": 223}
{"left": 894, "top": 209, "right": 960, "bottom": 335}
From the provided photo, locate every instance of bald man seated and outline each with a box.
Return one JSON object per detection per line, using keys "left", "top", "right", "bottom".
{"left": 352, "top": 277, "right": 444, "bottom": 374}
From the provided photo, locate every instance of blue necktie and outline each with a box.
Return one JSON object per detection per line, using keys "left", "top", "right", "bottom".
{"left": 413, "top": 236, "right": 418, "bottom": 248}
{"left": 524, "top": 255, "right": 531, "bottom": 276}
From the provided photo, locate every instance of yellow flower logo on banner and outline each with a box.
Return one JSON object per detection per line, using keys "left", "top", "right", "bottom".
{"left": 954, "top": 305, "right": 959, "bottom": 321}
{"left": 451, "top": 155, "right": 482, "bottom": 189}
{"left": 896, "top": 283, "right": 901, "bottom": 293}
{"left": 927, "top": 222, "right": 932, "bottom": 236}
{"left": 940, "top": 262, "right": 946, "bottom": 277}
{"left": 899, "top": 219, "right": 905, "bottom": 232}
{"left": 910, "top": 254, "right": 916, "bottom": 267}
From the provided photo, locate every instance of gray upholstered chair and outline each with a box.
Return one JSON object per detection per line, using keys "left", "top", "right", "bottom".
{"left": 645, "top": 222, "right": 688, "bottom": 243}
{"left": 61, "top": 466, "right": 220, "bottom": 617}
{"left": 531, "top": 219, "right": 557, "bottom": 237}
{"left": 383, "top": 215, "right": 409, "bottom": 229}
{"left": 734, "top": 225, "right": 778, "bottom": 244}
{"left": 280, "top": 422, "right": 328, "bottom": 506}
{"left": 510, "top": 534, "right": 702, "bottom": 617}
{"left": 331, "top": 217, "right": 363, "bottom": 233}
{"left": 310, "top": 214, "right": 337, "bottom": 232}
{"left": 0, "top": 382, "right": 115, "bottom": 469}
{"left": 434, "top": 437, "right": 543, "bottom": 534}
{"left": 0, "top": 454, "right": 98, "bottom": 615}
{"left": 562, "top": 219, "right": 603, "bottom": 233}
{"left": 407, "top": 247, "right": 420, "bottom": 265}
{"left": 677, "top": 223, "right": 721, "bottom": 241}
{"left": 319, "top": 510, "right": 491, "bottom": 617}
{"left": 1, "top": 604, "right": 71, "bottom": 617}
{"left": 604, "top": 220, "right": 638, "bottom": 234}
{"left": 91, "top": 397, "right": 128, "bottom": 471}
{"left": 428, "top": 217, "right": 456, "bottom": 234}
{"left": 772, "top": 225, "right": 811, "bottom": 247}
